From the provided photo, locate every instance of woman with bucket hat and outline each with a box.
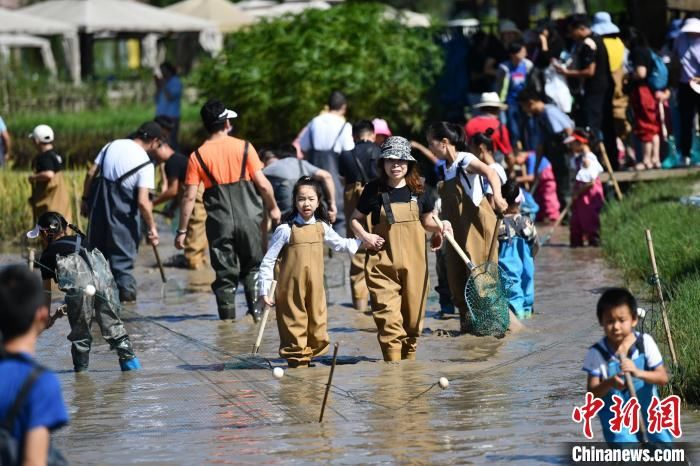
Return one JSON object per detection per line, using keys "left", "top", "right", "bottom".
{"left": 350, "top": 136, "right": 449, "bottom": 362}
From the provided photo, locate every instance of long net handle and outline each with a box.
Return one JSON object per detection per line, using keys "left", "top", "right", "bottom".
{"left": 598, "top": 141, "right": 624, "bottom": 201}
{"left": 619, "top": 354, "right": 650, "bottom": 443}
{"left": 252, "top": 280, "right": 277, "bottom": 354}
{"left": 152, "top": 244, "right": 166, "bottom": 283}
{"left": 487, "top": 215, "right": 502, "bottom": 262}
{"left": 644, "top": 230, "right": 678, "bottom": 365}
{"left": 432, "top": 214, "right": 475, "bottom": 270}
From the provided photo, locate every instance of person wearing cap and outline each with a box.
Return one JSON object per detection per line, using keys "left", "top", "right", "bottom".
{"left": 339, "top": 120, "right": 381, "bottom": 311}
{"left": 351, "top": 136, "right": 449, "bottom": 362}
{"left": 425, "top": 122, "right": 507, "bottom": 334}
{"left": 591, "top": 12, "right": 631, "bottom": 168}
{"left": 81, "top": 121, "right": 168, "bottom": 303}
{"left": 565, "top": 129, "right": 605, "bottom": 247}
{"left": 28, "top": 211, "right": 141, "bottom": 371}
{"left": 372, "top": 118, "right": 392, "bottom": 147}
{"left": 674, "top": 17, "right": 700, "bottom": 166}
{"left": 466, "top": 93, "right": 514, "bottom": 161}
{"left": 299, "top": 91, "right": 354, "bottom": 234}
{"left": 176, "top": 99, "right": 280, "bottom": 322}
{"left": 27, "top": 124, "right": 72, "bottom": 224}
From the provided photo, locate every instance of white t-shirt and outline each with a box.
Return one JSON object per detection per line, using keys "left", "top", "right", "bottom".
{"left": 299, "top": 113, "right": 355, "bottom": 154}
{"left": 441, "top": 152, "right": 484, "bottom": 207}
{"left": 571, "top": 151, "right": 604, "bottom": 183}
{"left": 582, "top": 332, "right": 663, "bottom": 379}
{"left": 95, "top": 139, "right": 155, "bottom": 192}
{"left": 484, "top": 162, "right": 507, "bottom": 195}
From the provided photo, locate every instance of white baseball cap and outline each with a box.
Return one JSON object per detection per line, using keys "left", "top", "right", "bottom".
{"left": 28, "top": 124, "right": 54, "bottom": 143}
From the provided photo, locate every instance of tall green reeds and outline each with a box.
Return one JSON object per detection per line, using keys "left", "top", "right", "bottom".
{"left": 601, "top": 175, "right": 700, "bottom": 403}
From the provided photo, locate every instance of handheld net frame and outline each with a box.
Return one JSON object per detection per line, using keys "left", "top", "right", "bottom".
{"left": 433, "top": 215, "right": 511, "bottom": 337}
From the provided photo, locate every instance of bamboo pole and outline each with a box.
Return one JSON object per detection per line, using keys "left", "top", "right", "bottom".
{"left": 645, "top": 229, "right": 678, "bottom": 365}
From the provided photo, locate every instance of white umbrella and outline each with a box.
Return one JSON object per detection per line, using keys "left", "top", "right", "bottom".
{"left": 167, "top": 0, "right": 255, "bottom": 33}
{"left": 246, "top": 0, "right": 330, "bottom": 19}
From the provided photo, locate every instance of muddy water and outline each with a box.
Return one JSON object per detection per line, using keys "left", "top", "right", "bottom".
{"left": 8, "top": 226, "right": 700, "bottom": 464}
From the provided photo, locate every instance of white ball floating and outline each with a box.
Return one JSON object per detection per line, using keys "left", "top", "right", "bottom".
{"left": 273, "top": 367, "right": 285, "bottom": 379}
{"left": 84, "top": 285, "right": 96, "bottom": 296}
{"left": 438, "top": 377, "right": 449, "bottom": 390}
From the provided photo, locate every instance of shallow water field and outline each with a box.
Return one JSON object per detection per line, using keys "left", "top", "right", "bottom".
{"left": 8, "top": 225, "right": 699, "bottom": 464}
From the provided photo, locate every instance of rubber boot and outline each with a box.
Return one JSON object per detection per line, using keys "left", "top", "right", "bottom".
{"left": 120, "top": 357, "right": 142, "bottom": 371}
{"left": 459, "top": 309, "right": 473, "bottom": 335}
{"left": 71, "top": 346, "right": 90, "bottom": 373}
{"left": 243, "top": 274, "right": 261, "bottom": 323}
{"left": 214, "top": 288, "right": 237, "bottom": 320}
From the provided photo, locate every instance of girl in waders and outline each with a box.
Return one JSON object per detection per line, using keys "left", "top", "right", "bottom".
{"left": 426, "top": 122, "right": 508, "bottom": 334}
{"left": 351, "top": 136, "right": 449, "bottom": 362}
{"left": 258, "top": 177, "right": 362, "bottom": 368}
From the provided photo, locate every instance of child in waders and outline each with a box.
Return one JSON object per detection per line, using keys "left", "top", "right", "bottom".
{"left": 258, "top": 177, "right": 362, "bottom": 368}
{"left": 27, "top": 125, "right": 72, "bottom": 224}
{"left": 351, "top": 136, "right": 448, "bottom": 362}
{"left": 426, "top": 122, "right": 508, "bottom": 334}
{"left": 565, "top": 129, "right": 605, "bottom": 247}
{"left": 28, "top": 212, "right": 141, "bottom": 372}
{"left": 513, "top": 150, "right": 560, "bottom": 223}
{"left": 582, "top": 288, "right": 673, "bottom": 445}
{"left": 498, "top": 181, "right": 539, "bottom": 319}
{"left": 470, "top": 129, "right": 508, "bottom": 207}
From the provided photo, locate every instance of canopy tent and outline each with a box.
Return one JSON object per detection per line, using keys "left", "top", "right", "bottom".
{"left": 0, "top": 34, "right": 58, "bottom": 77}
{"left": 166, "top": 0, "right": 255, "bottom": 33}
{"left": 0, "top": 7, "right": 78, "bottom": 82}
{"left": 245, "top": 0, "right": 331, "bottom": 19}
{"left": 21, "top": 0, "right": 221, "bottom": 79}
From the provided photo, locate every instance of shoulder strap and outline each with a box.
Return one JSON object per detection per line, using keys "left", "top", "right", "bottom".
{"left": 350, "top": 147, "right": 369, "bottom": 185}
{"left": 194, "top": 149, "right": 218, "bottom": 187}
{"left": 635, "top": 334, "right": 648, "bottom": 370}
{"left": 308, "top": 124, "right": 315, "bottom": 153}
{"left": 298, "top": 158, "right": 307, "bottom": 176}
{"left": 457, "top": 160, "right": 472, "bottom": 190}
{"left": 239, "top": 141, "right": 250, "bottom": 181}
{"left": 331, "top": 122, "right": 348, "bottom": 153}
{"left": 380, "top": 192, "right": 395, "bottom": 225}
{"left": 592, "top": 342, "right": 612, "bottom": 363}
{"left": 2, "top": 365, "right": 44, "bottom": 430}
{"left": 116, "top": 160, "right": 152, "bottom": 186}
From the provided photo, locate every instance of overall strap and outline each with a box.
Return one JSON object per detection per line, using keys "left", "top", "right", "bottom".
{"left": 380, "top": 192, "right": 395, "bottom": 225}
{"left": 308, "top": 125, "right": 315, "bottom": 152}
{"left": 330, "top": 122, "right": 348, "bottom": 153}
{"left": 634, "top": 334, "right": 648, "bottom": 370}
{"left": 116, "top": 160, "right": 152, "bottom": 186}
{"left": 457, "top": 160, "right": 472, "bottom": 190}
{"left": 350, "top": 149, "right": 369, "bottom": 185}
{"left": 592, "top": 342, "right": 612, "bottom": 363}
{"left": 298, "top": 158, "right": 307, "bottom": 176}
{"left": 238, "top": 141, "right": 250, "bottom": 181}
{"left": 194, "top": 149, "right": 218, "bottom": 187}
{"left": 2, "top": 365, "right": 44, "bottom": 431}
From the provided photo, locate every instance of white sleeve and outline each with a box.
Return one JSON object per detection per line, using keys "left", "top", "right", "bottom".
{"left": 340, "top": 123, "right": 355, "bottom": 152}
{"left": 95, "top": 143, "right": 110, "bottom": 165}
{"left": 460, "top": 152, "right": 479, "bottom": 172}
{"left": 257, "top": 225, "right": 291, "bottom": 296}
{"left": 322, "top": 222, "right": 360, "bottom": 255}
{"left": 582, "top": 347, "right": 607, "bottom": 378}
{"left": 642, "top": 334, "right": 664, "bottom": 369}
{"left": 299, "top": 124, "right": 312, "bottom": 152}
{"left": 136, "top": 162, "right": 156, "bottom": 190}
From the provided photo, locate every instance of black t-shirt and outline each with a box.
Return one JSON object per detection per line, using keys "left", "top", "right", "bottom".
{"left": 630, "top": 46, "right": 652, "bottom": 71}
{"left": 356, "top": 179, "right": 435, "bottom": 225}
{"left": 33, "top": 149, "right": 64, "bottom": 174}
{"left": 576, "top": 34, "right": 611, "bottom": 94}
{"left": 339, "top": 141, "right": 380, "bottom": 184}
{"left": 38, "top": 235, "right": 89, "bottom": 282}
{"left": 164, "top": 152, "right": 188, "bottom": 183}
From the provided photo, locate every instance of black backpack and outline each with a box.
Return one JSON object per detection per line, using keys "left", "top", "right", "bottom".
{"left": 0, "top": 357, "right": 67, "bottom": 466}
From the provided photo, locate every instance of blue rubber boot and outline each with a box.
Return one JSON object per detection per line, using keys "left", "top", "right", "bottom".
{"left": 438, "top": 303, "right": 455, "bottom": 319}
{"left": 120, "top": 357, "right": 142, "bottom": 371}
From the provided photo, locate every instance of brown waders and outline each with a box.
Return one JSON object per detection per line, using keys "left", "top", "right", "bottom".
{"left": 275, "top": 222, "right": 329, "bottom": 367}
{"left": 184, "top": 184, "right": 208, "bottom": 269}
{"left": 30, "top": 171, "right": 72, "bottom": 224}
{"left": 344, "top": 181, "right": 369, "bottom": 309}
{"left": 366, "top": 198, "right": 429, "bottom": 362}
{"left": 438, "top": 177, "right": 497, "bottom": 333}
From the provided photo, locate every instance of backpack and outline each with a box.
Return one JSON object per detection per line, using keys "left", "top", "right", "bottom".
{"left": 0, "top": 358, "right": 67, "bottom": 466}
{"left": 647, "top": 50, "right": 669, "bottom": 91}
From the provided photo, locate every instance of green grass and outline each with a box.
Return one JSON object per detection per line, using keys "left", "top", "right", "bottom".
{"left": 601, "top": 175, "right": 700, "bottom": 403}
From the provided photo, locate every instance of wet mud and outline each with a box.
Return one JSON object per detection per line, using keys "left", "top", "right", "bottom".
{"left": 5, "top": 225, "right": 699, "bottom": 464}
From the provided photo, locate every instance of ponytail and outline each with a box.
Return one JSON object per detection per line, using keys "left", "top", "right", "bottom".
{"left": 427, "top": 122, "right": 467, "bottom": 151}
{"left": 470, "top": 127, "right": 495, "bottom": 153}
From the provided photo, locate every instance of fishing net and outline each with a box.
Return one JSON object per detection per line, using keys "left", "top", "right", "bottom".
{"left": 464, "top": 261, "right": 510, "bottom": 337}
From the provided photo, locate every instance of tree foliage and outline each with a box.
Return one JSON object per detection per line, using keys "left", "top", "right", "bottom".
{"left": 194, "top": 3, "right": 443, "bottom": 146}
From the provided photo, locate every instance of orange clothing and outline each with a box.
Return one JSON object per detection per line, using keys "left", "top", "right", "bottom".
{"left": 185, "top": 137, "right": 263, "bottom": 188}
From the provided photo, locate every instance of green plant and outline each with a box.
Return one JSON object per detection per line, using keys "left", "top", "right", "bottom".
{"left": 195, "top": 2, "right": 443, "bottom": 146}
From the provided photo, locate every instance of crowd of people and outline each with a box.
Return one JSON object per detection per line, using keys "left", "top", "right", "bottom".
{"left": 0, "top": 11, "right": 692, "bottom": 461}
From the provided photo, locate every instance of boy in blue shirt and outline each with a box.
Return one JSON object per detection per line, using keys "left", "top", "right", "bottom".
{"left": 582, "top": 288, "right": 673, "bottom": 445}
{"left": 0, "top": 265, "right": 69, "bottom": 464}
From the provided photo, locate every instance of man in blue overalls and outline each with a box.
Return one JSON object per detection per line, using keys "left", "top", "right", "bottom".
{"left": 82, "top": 122, "right": 171, "bottom": 303}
